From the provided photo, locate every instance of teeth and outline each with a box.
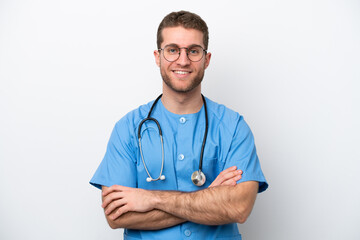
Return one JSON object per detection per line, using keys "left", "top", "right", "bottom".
{"left": 174, "top": 71, "right": 189, "bottom": 75}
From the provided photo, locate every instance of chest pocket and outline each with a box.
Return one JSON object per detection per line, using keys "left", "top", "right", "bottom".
{"left": 201, "top": 140, "right": 224, "bottom": 185}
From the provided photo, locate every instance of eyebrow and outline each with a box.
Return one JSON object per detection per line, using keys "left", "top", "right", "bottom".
{"left": 164, "top": 43, "right": 204, "bottom": 49}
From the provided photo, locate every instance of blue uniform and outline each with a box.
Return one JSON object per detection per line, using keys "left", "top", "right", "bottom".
{"left": 90, "top": 97, "right": 268, "bottom": 240}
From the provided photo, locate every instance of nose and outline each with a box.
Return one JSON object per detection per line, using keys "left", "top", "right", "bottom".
{"left": 176, "top": 48, "right": 191, "bottom": 66}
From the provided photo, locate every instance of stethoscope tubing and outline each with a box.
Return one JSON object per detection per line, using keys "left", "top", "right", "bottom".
{"left": 138, "top": 135, "right": 165, "bottom": 181}
{"left": 138, "top": 95, "right": 164, "bottom": 182}
{"left": 199, "top": 94, "right": 208, "bottom": 171}
{"left": 138, "top": 94, "right": 208, "bottom": 185}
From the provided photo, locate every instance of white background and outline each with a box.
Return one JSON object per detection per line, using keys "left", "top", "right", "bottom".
{"left": 1, "top": 0, "right": 359, "bottom": 239}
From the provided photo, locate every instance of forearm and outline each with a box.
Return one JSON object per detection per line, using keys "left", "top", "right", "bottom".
{"left": 101, "top": 167, "right": 244, "bottom": 228}
{"left": 153, "top": 181, "right": 258, "bottom": 225}
{"left": 106, "top": 209, "right": 185, "bottom": 230}
{"left": 102, "top": 185, "right": 185, "bottom": 230}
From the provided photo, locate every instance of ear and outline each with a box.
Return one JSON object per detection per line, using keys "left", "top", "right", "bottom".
{"left": 204, "top": 52, "right": 211, "bottom": 69}
{"left": 154, "top": 50, "right": 160, "bottom": 67}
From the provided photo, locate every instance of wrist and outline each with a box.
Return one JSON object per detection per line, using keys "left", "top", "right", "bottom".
{"left": 150, "top": 190, "right": 163, "bottom": 209}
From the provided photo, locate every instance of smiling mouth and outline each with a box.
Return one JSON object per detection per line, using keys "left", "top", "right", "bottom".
{"left": 173, "top": 70, "right": 191, "bottom": 75}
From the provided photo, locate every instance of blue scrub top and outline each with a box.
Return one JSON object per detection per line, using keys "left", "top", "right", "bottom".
{"left": 90, "top": 97, "right": 268, "bottom": 240}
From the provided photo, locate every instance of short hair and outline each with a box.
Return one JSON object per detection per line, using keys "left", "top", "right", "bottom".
{"left": 157, "top": 11, "right": 209, "bottom": 50}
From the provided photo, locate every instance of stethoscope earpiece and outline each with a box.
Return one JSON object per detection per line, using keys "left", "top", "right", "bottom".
{"left": 139, "top": 94, "right": 208, "bottom": 187}
{"left": 146, "top": 175, "right": 165, "bottom": 182}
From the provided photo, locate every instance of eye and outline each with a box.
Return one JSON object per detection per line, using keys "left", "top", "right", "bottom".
{"left": 166, "top": 47, "right": 179, "bottom": 54}
{"left": 188, "top": 47, "right": 201, "bottom": 55}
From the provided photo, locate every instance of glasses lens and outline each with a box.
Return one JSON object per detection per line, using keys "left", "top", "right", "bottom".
{"left": 187, "top": 46, "right": 204, "bottom": 62}
{"left": 163, "top": 46, "right": 180, "bottom": 62}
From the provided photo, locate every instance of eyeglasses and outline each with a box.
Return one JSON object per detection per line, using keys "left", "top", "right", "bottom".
{"left": 158, "top": 45, "right": 207, "bottom": 62}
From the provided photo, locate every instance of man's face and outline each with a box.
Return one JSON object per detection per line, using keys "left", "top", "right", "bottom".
{"left": 154, "top": 26, "right": 211, "bottom": 94}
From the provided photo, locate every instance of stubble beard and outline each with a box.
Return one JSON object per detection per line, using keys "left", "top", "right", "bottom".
{"left": 160, "top": 64, "right": 205, "bottom": 93}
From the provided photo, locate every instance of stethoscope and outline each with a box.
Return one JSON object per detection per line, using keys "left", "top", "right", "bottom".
{"left": 138, "top": 94, "right": 208, "bottom": 187}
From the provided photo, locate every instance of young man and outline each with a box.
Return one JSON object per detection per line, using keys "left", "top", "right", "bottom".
{"left": 90, "top": 11, "right": 268, "bottom": 239}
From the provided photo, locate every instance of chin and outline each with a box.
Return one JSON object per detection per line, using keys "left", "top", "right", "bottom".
{"left": 167, "top": 82, "right": 201, "bottom": 94}
{"left": 161, "top": 71, "right": 203, "bottom": 94}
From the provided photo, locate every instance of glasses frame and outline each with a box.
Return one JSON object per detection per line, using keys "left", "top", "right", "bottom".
{"left": 158, "top": 45, "right": 208, "bottom": 62}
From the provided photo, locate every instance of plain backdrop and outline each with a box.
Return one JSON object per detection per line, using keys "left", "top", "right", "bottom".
{"left": 1, "top": 0, "right": 359, "bottom": 239}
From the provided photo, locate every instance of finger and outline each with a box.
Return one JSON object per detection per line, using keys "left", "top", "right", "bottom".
{"left": 104, "top": 198, "right": 127, "bottom": 215}
{"left": 217, "top": 166, "right": 239, "bottom": 181}
{"left": 111, "top": 205, "right": 131, "bottom": 220}
{"left": 102, "top": 192, "right": 124, "bottom": 209}
{"left": 221, "top": 179, "right": 237, "bottom": 186}
{"left": 209, "top": 167, "right": 242, "bottom": 188}
{"left": 220, "top": 166, "right": 237, "bottom": 175}
{"left": 216, "top": 169, "right": 242, "bottom": 185}
{"left": 102, "top": 185, "right": 128, "bottom": 197}
{"left": 221, "top": 174, "right": 241, "bottom": 186}
{"left": 102, "top": 185, "right": 118, "bottom": 197}
{"left": 209, "top": 168, "right": 238, "bottom": 187}
{"left": 220, "top": 170, "right": 242, "bottom": 183}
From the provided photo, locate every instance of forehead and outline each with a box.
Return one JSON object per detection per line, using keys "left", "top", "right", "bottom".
{"left": 161, "top": 26, "right": 204, "bottom": 48}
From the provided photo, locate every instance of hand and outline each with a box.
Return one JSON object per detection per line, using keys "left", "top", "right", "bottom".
{"left": 102, "top": 185, "right": 155, "bottom": 220}
{"left": 208, "top": 166, "right": 242, "bottom": 188}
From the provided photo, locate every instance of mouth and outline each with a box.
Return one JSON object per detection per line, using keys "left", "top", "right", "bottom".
{"left": 173, "top": 70, "right": 191, "bottom": 75}
{"left": 172, "top": 70, "right": 192, "bottom": 77}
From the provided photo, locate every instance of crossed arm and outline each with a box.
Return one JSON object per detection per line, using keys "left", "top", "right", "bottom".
{"left": 101, "top": 166, "right": 258, "bottom": 230}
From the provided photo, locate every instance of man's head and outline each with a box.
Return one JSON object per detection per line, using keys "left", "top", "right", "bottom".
{"left": 157, "top": 11, "right": 209, "bottom": 51}
{"left": 155, "top": 11, "right": 211, "bottom": 94}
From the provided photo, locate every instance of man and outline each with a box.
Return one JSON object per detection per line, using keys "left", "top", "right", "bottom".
{"left": 90, "top": 10, "right": 268, "bottom": 239}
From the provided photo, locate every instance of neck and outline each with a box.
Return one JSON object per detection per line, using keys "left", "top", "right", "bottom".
{"left": 161, "top": 87, "right": 203, "bottom": 115}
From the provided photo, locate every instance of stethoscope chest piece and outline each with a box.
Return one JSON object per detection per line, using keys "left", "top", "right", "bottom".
{"left": 191, "top": 170, "right": 206, "bottom": 186}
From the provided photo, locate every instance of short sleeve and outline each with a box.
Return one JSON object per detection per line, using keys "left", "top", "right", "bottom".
{"left": 90, "top": 117, "right": 137, "bottom": 190}
{"left": 223, "top": 116, "right": 268, "bottom": 193}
